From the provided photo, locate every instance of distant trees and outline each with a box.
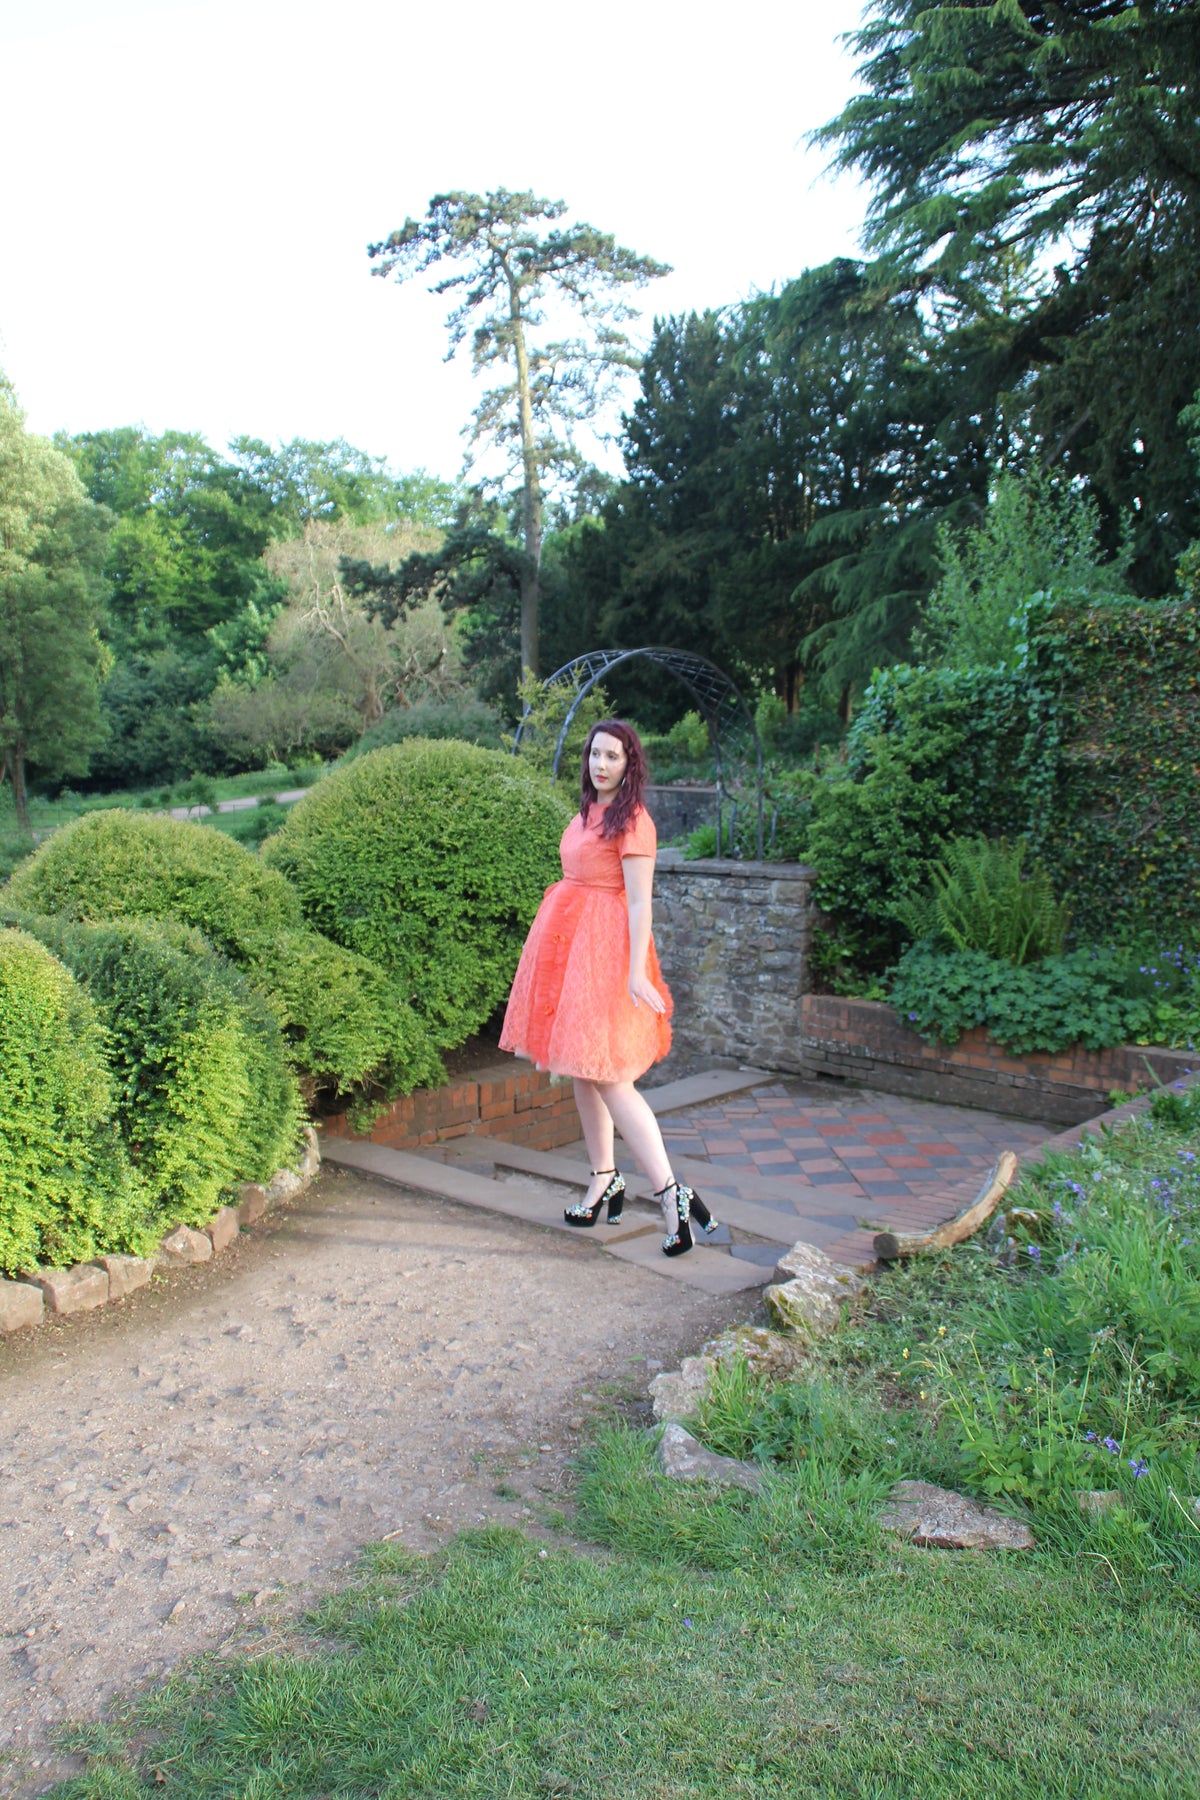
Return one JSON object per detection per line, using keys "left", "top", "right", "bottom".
{"left": 819, "top": 0, "right": 1200, "bottom": 589}
{"left": 368, "top": 189, "right": 669, "bottom": 676}
{"left": 0, "top": 381, "right": 110, "bottom": 827}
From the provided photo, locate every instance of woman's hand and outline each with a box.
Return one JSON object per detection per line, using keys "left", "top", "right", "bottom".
{"left": 629, "top": 970, "right": 667, "bottom": 1013}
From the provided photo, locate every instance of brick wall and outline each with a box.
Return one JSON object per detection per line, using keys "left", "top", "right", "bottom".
{"left": 652, "top": 851, "right": 817, "bottom": 1072}
{"left": 320, "top": 1061, "right": 581, "bottom": 1152}
{"left": 800, "top": 994, "right": 1196, "bottom": 1125}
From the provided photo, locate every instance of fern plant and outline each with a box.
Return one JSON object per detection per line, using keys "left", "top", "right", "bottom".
{"left": 894, "top": 836, "right": 1070, "bottom": 965}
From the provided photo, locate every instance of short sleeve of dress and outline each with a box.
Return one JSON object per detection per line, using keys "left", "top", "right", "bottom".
{"left": 619, "top": 807, "right": 657, "bottom": 859}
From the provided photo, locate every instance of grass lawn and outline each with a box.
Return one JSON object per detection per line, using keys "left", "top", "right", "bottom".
{"left": 0, "top": 768, "right": 323, "bottom": 876}
{"left": 52, "top": 1518, "right": 1198, "bottom": 1799}
{"left": 49, "top": 1082, "right": 1200, "bottom": 1799}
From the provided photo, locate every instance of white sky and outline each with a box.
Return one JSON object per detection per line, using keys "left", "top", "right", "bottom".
{"left": 0, "top": 0, "right": 872, "bottom": 482}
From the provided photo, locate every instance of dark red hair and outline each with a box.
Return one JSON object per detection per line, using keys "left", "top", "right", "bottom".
{"left": 580, "top": 720, "right": 649, "bottom": 839}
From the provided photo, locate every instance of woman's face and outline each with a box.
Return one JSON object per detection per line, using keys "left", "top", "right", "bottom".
{"left": 588, "top": 730, "right": 628, "bottom": 802}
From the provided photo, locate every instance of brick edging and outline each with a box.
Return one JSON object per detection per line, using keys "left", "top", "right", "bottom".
{"left": 799, "top": 994, "right": 1196, "bottom": 1126}
{"left": 0, "top": 1129, "right": 321, "bottom": 1335}
{"left": 320, "top": 1059, "right": 581, "bottom": 1154}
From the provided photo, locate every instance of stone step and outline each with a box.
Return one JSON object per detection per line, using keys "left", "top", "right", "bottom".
{"left": 319, "top": 1138, "right": 774, "bottom": 1289}
{"left": 437, "top": 1138, "right": 842, "bottom": 1250}
{"left": 641, "top": 1067, "right": 772, "bottom": 1114}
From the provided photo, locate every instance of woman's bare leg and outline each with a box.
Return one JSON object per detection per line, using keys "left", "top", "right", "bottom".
{"left": 595, "top": 1080, "right": 674, "bottom": 1196}
{"left": 573, "top": 1079, "right": 618, "bottom": 1208}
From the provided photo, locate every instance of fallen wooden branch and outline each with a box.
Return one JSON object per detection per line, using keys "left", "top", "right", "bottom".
{"left": 873, "top": 1151, "right": 1019, "bottom": 1261}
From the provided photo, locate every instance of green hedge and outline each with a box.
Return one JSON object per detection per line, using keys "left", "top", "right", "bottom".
{"left": 1031, "top": 597, "right": 1200, "bottom": 940}
{"left": 7, "top": 809, "right": 302, "bottom": 955}
{"left": 344, "top": 699, "right": 506, "bottom": 759}
{"left": 816, "top": 603, "right": 1200, "bottom": 945}
{"left": 0, "top": 929, "right": 143, "bottom": 1274}
{"left": 242, "top": 927, "right": 442, "bottom": 1094}
{"left": 263, "top": 740, "right": 571, "bottom": 1048}
{"left": 18, "top": 914, "right": 302, "bottom": 1231}
{"left": 7, "top": 809, "right": 438, "bottom": 1097}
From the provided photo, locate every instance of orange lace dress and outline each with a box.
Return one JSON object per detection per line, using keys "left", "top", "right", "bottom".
{"left": 499, "top": 805, "right": 672, "bottom": 1083}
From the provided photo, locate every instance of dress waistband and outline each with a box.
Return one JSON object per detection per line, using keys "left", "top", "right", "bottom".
{"left": 560, "top": 875, "right": 625, "bottom": 893}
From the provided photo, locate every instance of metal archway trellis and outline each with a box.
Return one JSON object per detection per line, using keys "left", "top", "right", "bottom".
{"left": 513, "top": 647, "right": 764, "bottom": 859}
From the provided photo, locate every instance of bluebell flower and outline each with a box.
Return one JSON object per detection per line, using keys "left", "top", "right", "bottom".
{"left": 1083, "top": 1431, "right": 1096, "bottom": 1443}
{"left": 1130, "top": 1458, "right": 1149, "bottom": 1479}
{"left": 1027, "top": 1244, "right": 1041, "bottom": 1261}
{"left": 1103, "top": 1437, "right": 1120, "bottom": 1455}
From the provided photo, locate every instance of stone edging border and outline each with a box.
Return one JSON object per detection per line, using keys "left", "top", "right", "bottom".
{"left": 0, "top": 1127, "right": 321, "bottom": 1335}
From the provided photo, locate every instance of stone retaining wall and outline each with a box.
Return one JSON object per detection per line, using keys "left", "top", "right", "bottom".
{"left": 321, "top": 1061, "right": 581, "bottom": 1153}
{"left": 652, "top": 851, "right": 817, "bottom": 1072}
{"left": 799, "top": 994, "right": 1196, "bottom": 1125}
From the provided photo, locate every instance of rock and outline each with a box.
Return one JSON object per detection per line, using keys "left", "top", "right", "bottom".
{"left": 91, "top": 1254, "right": 155, "bottom": 1300}
{"left": 0, "top": 1277, "right": 43, "bottom": 1332}
{"left": 878, "top": 1480, "right": 1035, "bottom": 1551}
{"left": 264, "top": 1167, "right": 303, "bottom": 1205}
{"left": 19, "top": 1263, "right": 109, "bottom": 1316}
{"left": 764, "top": 1241, "right": 864, "bottom": 1339}
{"left": 263, "top": 1126, "right": 322, "bottom": 1208}
{"left": 157, "top": 1225, "right": 214, "bottom": 1267}
{"left": 649, "top": 1354, "right": 718, "bottom": 1422}
{"left": 705, "top": 1324, "right": 811, "bottom": 1382}
{"left": 237, "top": 1184, "right": 267, "bottom": 1225}
{"left": 205, "top": 1206, "right": 240, "bottom": 1254}
{"left": 298, "top": 1124, "right": 321, "bottom": 1184}
{"left": 1076, "top": 1489, "right": 1125, "bottom": 1517}
{"left": 656, "top": 1423, "right": 762, "bottom": 1493}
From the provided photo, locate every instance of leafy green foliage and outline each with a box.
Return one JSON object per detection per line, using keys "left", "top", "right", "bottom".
{"left": 512, "top": 670, "right": 612, "bottom": 779}
{"left": 7, "top": 808, "right": 437, "bottom": 1096}
{"left": 0, "top": 381, "right": 112, "bottom": 828}
{"left": 19, "top": 914, "right": 301, "bottom": 1231}
{"left": 894, "top": 837, "right": 1070, "bottom": 965}
{"left": 820, "top": 0, "right": 1200, "bottom": 591}
{"left": 888, "top": 944, "right": 1156, "bottom": 1054}
{"left": 7, "top": 809, "right": 302, "bottom": 956}
{"left": 343, "top": 697, "right": 506, "bottom": 759}
{"left": 0, "top": 928, "right": 141, "bottom": 1273}
{"left": 241, "top": 928, "right": 442, "bottom": 1098}
{"left": 913, "top": 467, "right": 1131, "bottom": 671}
{"left": 263, "top": 741, "right": 571, "bottom": 1048}
{"left": 1032, "top": 597, "right": 1200, "bottom": 941}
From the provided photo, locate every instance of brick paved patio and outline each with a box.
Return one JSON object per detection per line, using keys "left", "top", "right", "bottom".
{"left": 659, "top": 1078, "right": 1056, "bottom": 1266}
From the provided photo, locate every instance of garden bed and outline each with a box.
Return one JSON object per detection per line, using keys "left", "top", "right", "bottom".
{"left": 800, "top": 994, "right": 1194, "bottom": 1125}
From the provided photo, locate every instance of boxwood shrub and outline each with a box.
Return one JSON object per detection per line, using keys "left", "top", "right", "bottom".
{"left": 7, "top": 809, "right": 303, "bottom": 955}
{"left": 19, "top": 914, "right": 302, "bottom": 1231}
{"left": 0, "top": 928, "right": 144, "bottom": 1273}
{"left": 7, "top": 810, "right": 438, "bottom": 1098}
{"left": 263, "top": 740, "right": 571, "bottom": 1047}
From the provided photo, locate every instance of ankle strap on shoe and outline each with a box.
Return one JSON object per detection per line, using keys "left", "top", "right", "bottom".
{"left": 591, "top": 1168, "right": 617, "bottom": 1176}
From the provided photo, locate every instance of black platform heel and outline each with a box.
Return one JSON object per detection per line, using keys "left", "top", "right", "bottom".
{"left": 654, "top": 1181, "right": 719, "bottom": 1257}
{"left": 564, "top": 1168, "right": 626, "bottom": 1228}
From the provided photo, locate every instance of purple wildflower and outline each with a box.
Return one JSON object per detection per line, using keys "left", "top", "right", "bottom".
{"left": 1129, "top": 1459, "right": 1149, "bottom": 1479}
{"left": 1027, "top": 1244, "right": 1041, "bottom": 1261}
{"left": 1083, "top": 1431, "right": 1096, "bottom": 1443}
{"left": 1103, "top": 1437, "right": 1120, "bottom": 1455}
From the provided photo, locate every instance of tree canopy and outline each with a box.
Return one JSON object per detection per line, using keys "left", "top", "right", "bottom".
{"left": 368, "top": 188, "right": 669, "bottom": 677}
{"left": 819, "top": 0, "right": 1200, "bottom": 589}
{"left": 1, "top": 381, "right": 110, "bottom": 826}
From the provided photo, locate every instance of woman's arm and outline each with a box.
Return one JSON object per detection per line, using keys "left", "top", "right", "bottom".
{"left": 622, "top": 854, "right": 666, "bottom": 1013}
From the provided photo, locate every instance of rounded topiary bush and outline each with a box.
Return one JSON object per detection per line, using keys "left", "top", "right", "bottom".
{"left": 23, "top": 915, "right": 302, "bottom": 1231}
{"left": 263, "top": 740, "right": 571, "bottom": 1046}
{"left": 0, "top": 928, "right": 143, "bottom": 1273}
{"left": 7, "top": 809, "right": 303, "bottom": 956}
{"left": 6, "top": 809, "right": 437, "bottom": 1096}
{"left": 242, "top": 927, "right": 443, "bottom": 1096}
{"left": 345, "top": 698, "right": 506, "bottom": 759}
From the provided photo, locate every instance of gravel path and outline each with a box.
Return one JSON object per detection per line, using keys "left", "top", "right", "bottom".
{"left": 0, "top": 1166, "right": 747, "bottom": 1796}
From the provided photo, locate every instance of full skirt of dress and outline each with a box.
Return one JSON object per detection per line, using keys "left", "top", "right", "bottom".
{"left": 500, "top": 878, "right": 672, "bottom": 1083}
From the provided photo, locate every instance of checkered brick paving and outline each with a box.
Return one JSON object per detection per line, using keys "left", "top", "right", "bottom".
{"left": 658, "top": 1078, "right": 1055, "bottom": 1267}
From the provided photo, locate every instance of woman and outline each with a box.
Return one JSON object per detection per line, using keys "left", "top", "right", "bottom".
{"left": 500, "top": 720, "right": 717, "bottom": 1257}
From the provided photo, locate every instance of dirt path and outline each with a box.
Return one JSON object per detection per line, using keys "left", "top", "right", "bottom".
{"left": 0, "top": 1166, "right": 748, "bottom": 1795}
